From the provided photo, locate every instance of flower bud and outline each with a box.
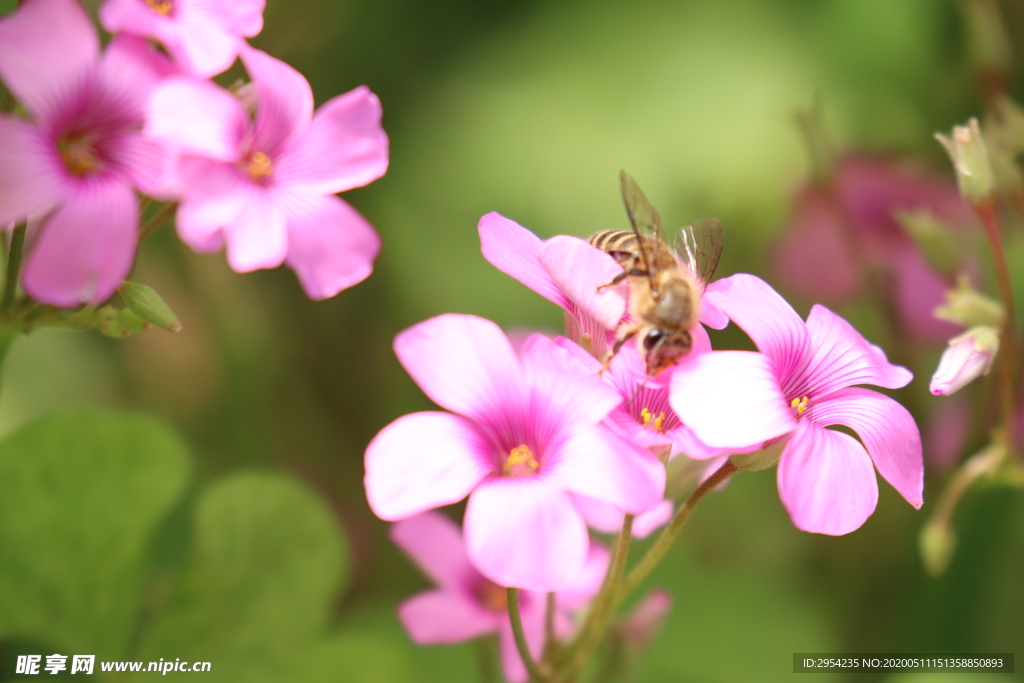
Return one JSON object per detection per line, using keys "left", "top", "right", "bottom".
{"left": 730, "top": 438, "right": 786, "bottom": 472}
{"left": 935, "top": 118, "right": 996, "bottom": 205}
{"left": 930, "top": 325, "right": 999, "bottom": 396}
{"left": 920, "top": 519, "right": 955, "bottom": 577}
{"left": 895, "top": 210, "right": 966, "bottom": 278}
{"left": 119, "top": 281, "right": 182, "bottom": 332}
{"left": 933, "top": 277, "right": 1003, "bottom": 328}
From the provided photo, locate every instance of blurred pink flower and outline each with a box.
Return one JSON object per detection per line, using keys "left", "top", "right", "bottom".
{"left": 365, "top": 314, "right": 665, "bottom": 591}
{"left": 145, "top": 46, "right": 388, "bottom": 299}
{"left": 617, "top": 589, "right": 672, "bottom": 651}
{"left": 671, "top": 274, "right": 923, "bottom": 535}
{"left": 772, "top": 155, "right": 975, "bottom": 341}
{"left": 0, "top": 0, "right": 174, "bottom": 306}
{"left": 391, "top": 511, "right": 608, "bottom": 683}
{"left": 100, "top": 0, "right": 265, "bottom": 77}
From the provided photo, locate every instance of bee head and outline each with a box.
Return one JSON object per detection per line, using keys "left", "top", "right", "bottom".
{"left": 642, "top": 328, "right": 693, "bottom": 374}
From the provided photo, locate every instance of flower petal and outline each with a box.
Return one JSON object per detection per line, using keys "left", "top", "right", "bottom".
{"left": 703, "top": 273, "right": 809, "bottom": 385}
{"left": 465, "top": 476, "right": 588, "bottom": 591}
{"left": 805, "top": 387, "right": 923, "bottom": 509}
{"left": 0, "top": 117, "right": 66, "bottom": 226}
{"left": 390, "top": 511, "right": 479, "bottom": 594}
{"left": 100, "top": 0, "right": 166, "bottom": 38}
{"left": 698, "top": 279, "right": 730, "bottom": 329}
{"left": 170, "top": 15, "right": 240, "bottom": 78}
{"left": 519, "top": 333, "right": 621, "bottom": 428}
{"left": 282, "top": 193, "right": 381, "bottom": 299}
{"left": 365, "top": 411, "right": 492, "bottom": 521}
{"left": 479, "top": 212, "right": 571, "bottom": 310}
{"left": 393, "top": 314, "right": 527, "bottom": 427}
{"left": 0, "top": 0, "right": 98, "bottom": 125}
{"left": 398, "top": 590, "right": 500, "bottom": 645}
{"left": 276, "top": 85, "right": 389, "bottom": 194}
{"left": 793, "top": 305, "right": 913, "bottom": 398}
{"left": 546, "top": 424, "right": 665, "bottom": 515}
{"left": 206, "top": 0, "right": 266, "bottom": 36}
{"left": 224, "top": 187, "right": 287, "bottom": 272}
{"left": 539, "top": 236, "right": 628, "bottom": 331}
{"left": 670, "top": 351, "right": 796, "bottom": 449}
{"left": 174, "top": 159, "right": 248, "bottom": 252}
{"left": 22, "top": 175, "right": 137, "bottom": 306}
{"left": 777, "top": 421, "right": 878, "bottom": 535}
{"left": 95, "top": 35, "right": 178, "bottom": 125}
{"left": 557, "top": 541, "right": 611, "bottom": 611}
{"left": 240, "top": 47, "right": 313, "bottom": 156}
{"left": 146, "top": 77, "right": 246, "bottom": 162}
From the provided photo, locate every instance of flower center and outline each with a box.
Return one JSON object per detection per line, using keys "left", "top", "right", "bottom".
{"left": 790, "top": 396, "right": 809, "bottom": 416}
{"left": 58, "top": 134, "right": 99, "bottom": 176}
{"left": 503, "top": 444, "right": 539, "bottom": 477}
{"left": 640, "top": 407, "right": 666, "bottom": 433}
{"left": 246, "top": 150, "right": 274, "bottom": 181}
{"left": 477, "top": 580, "right": 508, "bottom": 612}
{"left": 144, "top": 0, "right": 173, "bottom": 15}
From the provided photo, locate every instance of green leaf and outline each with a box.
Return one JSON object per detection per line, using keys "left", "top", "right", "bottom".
{"left": 137, "top": 473, "right": 348, "bottom": 662}
{"left": 0, "top": 410, "right": 190, "bottom": 658}
{"left": 198, "top": 633, "right": 418, "bottom": 683}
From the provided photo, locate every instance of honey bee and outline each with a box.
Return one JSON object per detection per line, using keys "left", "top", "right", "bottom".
{"left": 589, "top": 171, "right": 724, "bottom": 375}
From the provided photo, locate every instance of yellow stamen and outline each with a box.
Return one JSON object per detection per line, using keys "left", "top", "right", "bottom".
{"left": 790, "top": 396, "right": 809, "bottom": 415}
{"left": 247, "top": 150, "right": 274, "bottom": 180}
{"left": 503, "top": 444, "right": 539, "bottom": 476}
{"left": 640, "top": 407, "right": 667, "bottom": 433}
{"left": 144, "top": 0, "right": 173, "bottom": 15}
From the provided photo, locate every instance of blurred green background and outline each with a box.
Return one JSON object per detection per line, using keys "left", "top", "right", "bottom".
{"left": 0, "top": 0, "right": 1022, "bottom": 681}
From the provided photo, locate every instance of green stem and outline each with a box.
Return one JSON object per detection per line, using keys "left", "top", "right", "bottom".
{"left": 618, "top": 460, "right": 737, "bottom": 601}
{"left": 974, "top": 201, "right": 1017, "bottom": 437}
{"left": 138, "top": 202, "right": 177, "bottom": 242}
{"left": 563, "top": 514, "right": 634, "bottom": 682}
{"left": 475, "top": 636, "right": 498, "bottom": 683}
{"left": 1, "top": 224, "right": 26, "bottom": 316}
{"left": 544, "top": 592, "right": 556, "bottom": 656}
{"left": 507, "top": 588, "right": 547, "bottom": 682}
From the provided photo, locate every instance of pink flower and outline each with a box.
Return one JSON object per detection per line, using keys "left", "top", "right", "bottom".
{"left": 772, "top": 155, "right": 975, "bottom": 341}
{"left": 479, "top": 212, "right": 729, "bottom": 358}
{"left": 364, "top": 314, "right": 665, "bottom": 591}
{"left": 0, "top": 0, "right": 174, "bottom": 306}
{"left": 670, "top": 274, "right": 923, "bottom": 535}
{"left": 144, "top": 47, "right": 389, "bottom": 299}
{"left": 552, "top": 336, "right": 726, "bottom": 539}
{"left": 391, "top": 511, "right": 608, "bottom": 683}
{"left": 100, "top": 0, "right": 265, "bottom": 78}
{"left": 479, "top": 212, "right": 627, "bottom": 358}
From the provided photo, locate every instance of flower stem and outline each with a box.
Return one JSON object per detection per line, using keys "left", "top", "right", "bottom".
{"left": 974, "top": 201, "right": 1017, "bottom": 435}
{"left": 1, "top": 224, "right": 27, "bottom": 316}
{"left": 617, "top": 460, "right": 737, "bottom": 601}
{"left": 507, "top": 588, "right": 547, "bottom": 683}
{"left": 139, "top": 202, "right": 177, "bottom": 242}
{"left": 563, "top": 514, "right": 634, "bottom": 682}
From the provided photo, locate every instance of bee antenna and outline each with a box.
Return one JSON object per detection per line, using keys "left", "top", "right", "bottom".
{"left": 623, "top": 367, "right": 657, "bottom": 408}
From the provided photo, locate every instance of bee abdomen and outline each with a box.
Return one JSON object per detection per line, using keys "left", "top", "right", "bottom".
{"left": 589, "top": 230, "right": 638, "bottom": 255}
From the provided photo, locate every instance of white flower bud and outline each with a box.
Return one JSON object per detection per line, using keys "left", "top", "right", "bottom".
{"left": 930, "top": 325, "right": 999, "bottom": 396}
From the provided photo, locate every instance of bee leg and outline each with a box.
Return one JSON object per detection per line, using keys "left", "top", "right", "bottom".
{"left": 596, "top": 269, "right": 648, "bottom": 291}
{"left": 600, "top": 327, "right": 637, "bottom": 375}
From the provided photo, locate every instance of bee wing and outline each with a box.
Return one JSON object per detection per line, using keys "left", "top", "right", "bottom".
{"left": 674, "top": 217, "right": 724, "bottom": 286}
{"left": 619, "top": 170, "right": 662, "bottom": 291}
